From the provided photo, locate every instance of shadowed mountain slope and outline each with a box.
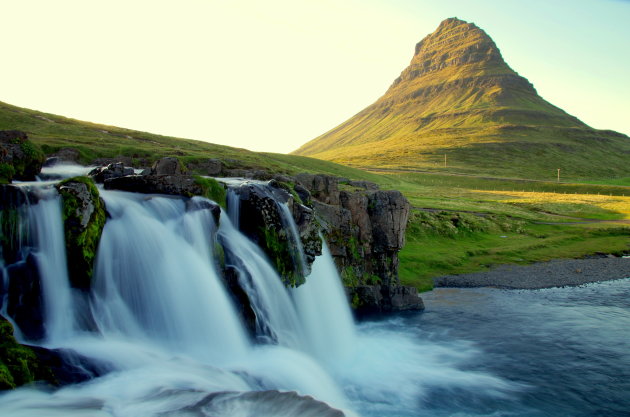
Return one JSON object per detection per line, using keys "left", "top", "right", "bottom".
{"left": 293, "top": 18, "right": 629, "bottom": 180}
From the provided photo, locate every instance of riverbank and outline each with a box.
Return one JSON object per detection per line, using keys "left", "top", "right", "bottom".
{"left": 433, "top": 256, "right": 630, "bottom": 289}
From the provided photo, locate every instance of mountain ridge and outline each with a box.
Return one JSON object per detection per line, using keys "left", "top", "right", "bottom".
{"left": 293, "top": 18, "right": 629, "bottom": 180}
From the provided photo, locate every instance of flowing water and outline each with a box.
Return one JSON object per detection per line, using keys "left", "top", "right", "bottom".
{"left": 1, "top": 174, "right": 629, "bottom": 416}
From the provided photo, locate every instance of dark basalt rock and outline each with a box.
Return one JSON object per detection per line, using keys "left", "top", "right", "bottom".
{"left": 5, "top": 253, "right": 45, "bottom": 341}
{"left": 105, "top": 173, "right": 203, "bottom": 196}
{"left": 231, "top": 181, "right": 320, "bottom": 287}
{"left": 88, "top": 162, "right": 134, "bottom": 183}
{"left": 30, "top": 345, "right": 109, "bottom": 386}
{"left": 348, "top": 284, "right": 425, "bottom": 316}
{"left": 294, "top": 173, "right": 421, "bottom": 312}
{"left": 104, "top": 157, "right": 204, "bottom": 197}
{"left": 186, "top": 197, "right": 221, "bottom": 224}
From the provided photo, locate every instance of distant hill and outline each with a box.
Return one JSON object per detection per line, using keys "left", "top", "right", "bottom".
{"left": 0, "top": 100, "right": 378, "bottom": 181}
{"left": 293, "top": 18, "right": 630, "bottom": 180}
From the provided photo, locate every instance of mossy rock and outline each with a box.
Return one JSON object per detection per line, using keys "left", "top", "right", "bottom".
{"left": 193, "top": 176, "right": 227, "bottom": 208}
{"left": 0, "top": 131, "right": 45, "bottom": 183}
{"left": 261, "top": 226, "right": 304, "bottom": 287}
{"left": 56, "top": 176, "right": 106, "bottom": 290}
{"left": 0, "top": 317, "right": 56, "bottom": 390}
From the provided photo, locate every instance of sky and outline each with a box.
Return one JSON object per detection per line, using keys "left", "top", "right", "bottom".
{"left": 2, "top": 0, "right": 629, "bottom": 153}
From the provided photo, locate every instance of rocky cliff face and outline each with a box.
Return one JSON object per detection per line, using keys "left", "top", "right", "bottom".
{"left": 292, "top": 173, "right": 423, "bottom": 314}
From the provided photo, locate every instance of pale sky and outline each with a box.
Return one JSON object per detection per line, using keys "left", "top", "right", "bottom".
{"left": 2, "top": 0, "right": 629, "bottom": 153}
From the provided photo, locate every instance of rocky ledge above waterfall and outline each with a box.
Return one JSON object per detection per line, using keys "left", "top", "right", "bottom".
{"left": 95, "top": 156, "right": 424, "bottom": 313}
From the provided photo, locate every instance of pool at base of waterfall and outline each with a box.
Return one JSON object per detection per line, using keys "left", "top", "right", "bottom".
{"left": 2, "top": 279, "right": 629, "bottom": 417}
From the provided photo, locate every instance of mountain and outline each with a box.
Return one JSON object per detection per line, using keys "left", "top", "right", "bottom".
{"left": 293, "top": 18, "right": 630, "bottom": 180}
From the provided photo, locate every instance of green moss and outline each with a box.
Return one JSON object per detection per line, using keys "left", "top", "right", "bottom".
{"left": 347, "top": 236, "right": 361, "bottom": 260}
{"left": 0, "top": 208, "right": 20, "bottom": 257}
{"left": 261, "top": 226, "right": 303, "bottom": 287}
{"left": 57, "top": 176, "right": 106, "bottom": 289}
{"left": 340, "top": 266, "right": 360, "bottom": 287}
{"left": 214, "top": 242, "right": 226, "bottom": 270}
{"left": 194, "top": 176, "right": 227, "bottom": 208}
{"left": 0, "top": 163, "right": 15, "bottom": 184}
{"left": 0, "top": 318, "right": 56, "bottom": 390}
{"left": 351, "top": 292, "right": 362, "bottom": 310}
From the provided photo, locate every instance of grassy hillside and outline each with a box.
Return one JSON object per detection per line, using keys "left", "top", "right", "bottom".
{"left": 0, "top": 100, "right": 378, "bottom": 179}
{"left": 293, "top": 18, "right": 630, "bottom": 181}
{"left": 1, "top": 99, "right": 628, "bottom": 292}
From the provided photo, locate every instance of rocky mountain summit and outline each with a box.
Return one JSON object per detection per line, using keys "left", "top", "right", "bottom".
{"left": 293, "top": 18, "right": 630, "bottom": 179}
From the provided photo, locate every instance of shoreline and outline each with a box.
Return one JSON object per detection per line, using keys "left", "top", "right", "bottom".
{"left": 432, "top": 256, "right": 630, "bottom": 290}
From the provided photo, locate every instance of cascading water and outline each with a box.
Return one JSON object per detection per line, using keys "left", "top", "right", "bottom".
{"left": 91, "top": 190, "right": 249, "bottom": 362}
{"left": 0, "top": 177, "right": 519, "bottom": 417}
{"left": 0, "top": 183, "right": 75, "bottom": 343}
{"left": 26, "top": 187, "right": 75, "bottom": 343}
{"left": 218, "top": 216, "right": 306, "bottom": 348}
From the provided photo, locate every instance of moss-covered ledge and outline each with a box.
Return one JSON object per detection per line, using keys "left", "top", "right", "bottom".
{"left": 55, "top": 176, "right": 106, "bottom": 290}
{"left": 0, "top": 317, "right": 55, "bottom": 390}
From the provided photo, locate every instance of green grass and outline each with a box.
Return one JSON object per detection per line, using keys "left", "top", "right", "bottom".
{"left": 0, "top": 101, "right": 384, "bottom": 181}
{"left": 2, "top": 99, "right": 629, "bottom": 293}
{"left": 399, "top": 220, "right": 630, "bottom": 291}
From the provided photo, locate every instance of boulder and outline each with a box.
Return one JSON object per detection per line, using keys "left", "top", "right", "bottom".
{"left": 56, "top": 177, "right": 106, "bottom": 290}
{"left": 150, "top": 157, "right": 185, "bottom": 175}
{"left": 88, "top": 162, "right": 134, "bottom": 183}
{"left": 186, "top": 158, "right": 224, "bottom": 176}
{"left": 348, "top": 284, "right": 425, "bottom": 316}
{"left": 105, "top": 174, "right": 203, "bottom": 196}
{"left": 0, "top": 130, "right": 45, "bottom": 183}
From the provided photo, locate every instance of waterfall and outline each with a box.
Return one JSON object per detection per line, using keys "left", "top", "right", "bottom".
{"left": 27, "top": 188, "right": 75, "bottom": 342}
{"left": 0, "top": 184, "right": 75, "bottom": 343}
{"left": 277, "top": 202, "right": 308, "bottom": 276}
{"left": 292, "top": 241, "right": 357, "bottom": 365}
{"left": 218, "top": 216, "right": 305, "bottom": 348}
{"left": 91, "top": 190, "right": 249, "bottom": 362}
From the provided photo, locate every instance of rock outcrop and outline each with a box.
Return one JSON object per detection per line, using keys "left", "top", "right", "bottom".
{"left": 88, "top": 162, "right": 134, "bottom": 183}
{"left": 56, "top": 177, "right": 106, "bottom": 290}
{"left": 228, "top": 180, "right": 321, "bottom": 287}
{"left": 294, "top": 174, "right": 423, "bottom": 314}
{"left": 0, "top": 130, "right": 45, "bottom": 183}
{"left": 104, "top": 157, "right": 226, "bottom": 206}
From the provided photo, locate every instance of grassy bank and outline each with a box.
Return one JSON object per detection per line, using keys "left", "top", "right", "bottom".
{"left": 388, "top": 173, "right": 630, "bottom": 291}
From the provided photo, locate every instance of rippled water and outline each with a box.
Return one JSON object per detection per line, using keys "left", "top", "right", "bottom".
{"left": 363, "top": 278, "right": 630, "bottom": 417}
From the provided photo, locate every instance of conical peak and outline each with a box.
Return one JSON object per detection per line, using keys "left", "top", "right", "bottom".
{"left": 395, "top": 18, "right": 507, "bottom": 85}
{"left": 414, "top": 18, "right": 498, "bottom": 58}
